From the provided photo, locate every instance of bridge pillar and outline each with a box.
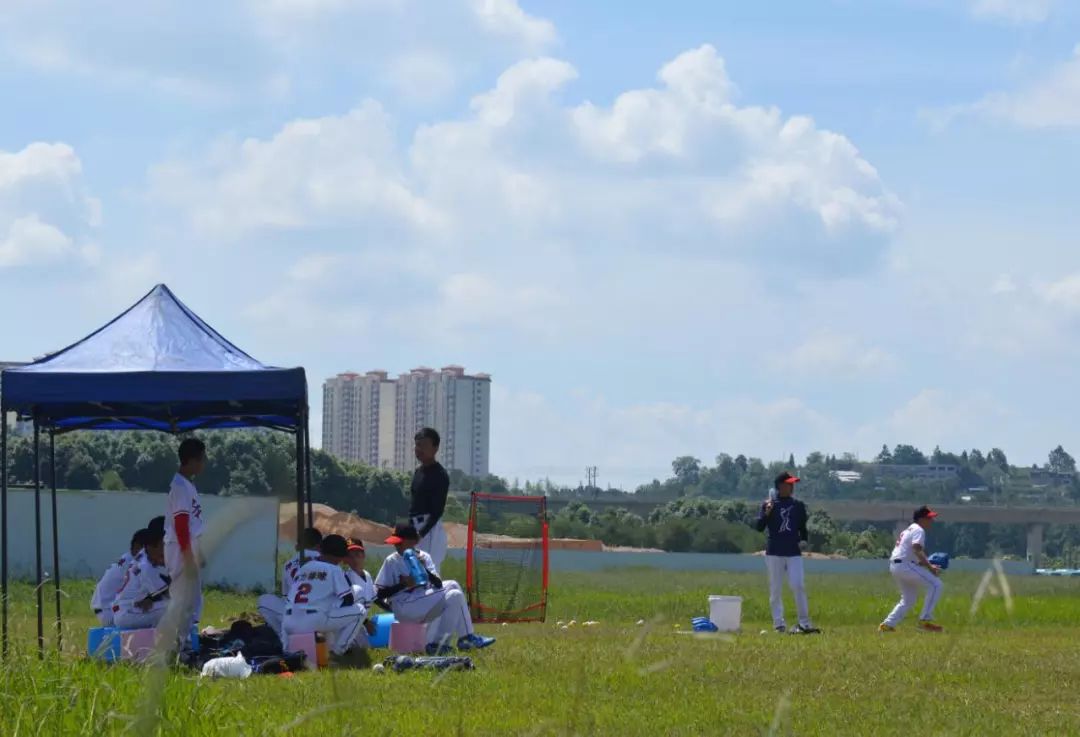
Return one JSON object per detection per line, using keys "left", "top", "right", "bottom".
{"left": 1027, "top": 524, "right": 1045, "bottom": 568}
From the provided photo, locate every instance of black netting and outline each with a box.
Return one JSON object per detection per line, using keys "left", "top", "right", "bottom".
{"left": 467, "top": 494, "right": 547, "bottom": 623}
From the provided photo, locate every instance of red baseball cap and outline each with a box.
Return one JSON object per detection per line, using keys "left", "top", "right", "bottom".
{"left": 384, "top": 522, "right": 419, "bottom": 545}
{"left": 347, "top": 539, "right": 365, "bottom": 552}
{"left": 914, "top": 505, "right": 938, "bottom": 520}
{"left": 774, "top": 472, "right": 801, "bottom": 489}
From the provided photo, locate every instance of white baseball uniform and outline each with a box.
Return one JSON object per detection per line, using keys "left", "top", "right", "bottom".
{"left": 111, "top": 559, "right": 172, "bottom": 630}
{"left": 883, "top": 523, "right": 943, "bottom": 627}
{"left": 282, "top": 560, "right": 367, "bottom": 656}
{"left": 91, "top": 551, "right": 135, "bottom": 626}
{"left": 375, "top": 550, "right": 474, "bottom": 647}
{"left": 257, "top": 548, "right": 322, "bottom": 638}
{"left": 163, "top": 472, "right": 204, "bottom": 628}
{"left": 412, "top": 513, "right": 448, "bottom": 571}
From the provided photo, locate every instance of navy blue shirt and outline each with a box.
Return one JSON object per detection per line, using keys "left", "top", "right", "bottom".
{"left": 755, "top": 497, "right": 809, "bottom": 557}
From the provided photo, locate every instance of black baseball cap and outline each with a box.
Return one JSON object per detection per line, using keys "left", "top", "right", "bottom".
{"left": 385, "top": 522, "right": 420, "bottom": 545}
{"left": 913, "top": 505, "right": 939, "bottom": 521}
{"left": 774, "top": 472, "right": 801, "bottom": 490}
{"left": 320, "top": 534, "right": 348, "bottom": 557}
{"left": 147, "top": 516, "right": 166, "bottom": 536}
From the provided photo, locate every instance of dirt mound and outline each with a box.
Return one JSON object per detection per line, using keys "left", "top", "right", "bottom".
{"left": 279, "top": 503, "right": 392, "bottom": 546}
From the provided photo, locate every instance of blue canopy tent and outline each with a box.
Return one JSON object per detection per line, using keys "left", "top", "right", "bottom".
{"left": 0, "top": 284, "right": 313, "bottom": 657}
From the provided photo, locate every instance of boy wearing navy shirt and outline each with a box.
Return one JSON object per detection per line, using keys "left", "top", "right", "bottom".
{"left": 755, "top": 472, "right": 820, "bottom": 634}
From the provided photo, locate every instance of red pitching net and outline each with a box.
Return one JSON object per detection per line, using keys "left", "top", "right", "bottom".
{"left": 466, "top": 493, "right": 549, "bottom": 623}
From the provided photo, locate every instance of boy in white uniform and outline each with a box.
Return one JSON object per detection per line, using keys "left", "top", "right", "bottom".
{"left": 112, "top": 531, "right": 172, "bottom": 630}
{"left": 258, "top": 527, "right": 323, "bottom": 639}
{"left": 375, "top": 523, "right": 495, "bottom": 655}
{"left": 164, "top": 438, "right": 207, "bottom": 630}
{"left": 344, "top": 539, "right": 378, "bottom": 646}
{"left": 91, "top": 528, "right": 149, "bottom": 626}
{"left": 880, "top": 506, "right": 945, "bottom": 633}
{"left": 282, "top": 535, "right": 367, "bottom": 657}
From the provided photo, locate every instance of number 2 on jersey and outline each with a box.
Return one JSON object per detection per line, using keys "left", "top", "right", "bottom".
{"left": 294, "top": 583, "right": 313, "bottom": 604}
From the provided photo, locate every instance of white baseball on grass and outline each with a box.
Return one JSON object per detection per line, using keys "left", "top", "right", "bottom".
{"left": 636, "top": 619, "right": 646, "bottom": 626}
{"left": 560, "top": 625, "right": 569, "bottom": 631}
{"left": 372, "top": 664, "right": 385, "bottom": 673}
{"left": 759, "top": 630, "right": 769, "bottom": 636}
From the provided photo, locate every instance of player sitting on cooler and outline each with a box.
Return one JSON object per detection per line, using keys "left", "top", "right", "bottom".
{"left": 282, "top": 534, "right": 369, "bottom": 659}
{"left": 880, "top": 505, "right": 944, "bottom": 633}
{"left": 375, "top": 522, "right": 495, "bottom": 655}
{"left": 344, "top": 539, "right": 379, "bottom": 646}
{"left": 258, "top": 526, "right": 324, "bottom": 642}
{"left": 111, "top": 529, "right": 172, "bottom": 630}
{"left": 91, "top": 527, "right": 150, "bottom": 626}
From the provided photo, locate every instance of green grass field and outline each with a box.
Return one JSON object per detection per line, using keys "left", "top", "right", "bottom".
{"left": 1, "top": 563, "right": 1078, "bottom": 736}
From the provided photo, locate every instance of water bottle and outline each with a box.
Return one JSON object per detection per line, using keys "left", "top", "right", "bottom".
{"left": 403, "top": 549, "right": 429, "bottom": 587}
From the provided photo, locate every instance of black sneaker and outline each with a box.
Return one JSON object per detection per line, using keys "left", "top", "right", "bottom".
{"left": 789, "top": 625, "right": 822, "bottom": 635}
{"left": 774, "top": 625, "right": 786, "bottom": 634}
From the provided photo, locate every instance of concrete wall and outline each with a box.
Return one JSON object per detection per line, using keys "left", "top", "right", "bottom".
{"left": 430, "top": 547, "right": 1035, "bottom": 576}
{"left": 1, "top": 490, "right": 278, "bottom": 591}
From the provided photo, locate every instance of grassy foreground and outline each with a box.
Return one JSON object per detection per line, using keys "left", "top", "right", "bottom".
{"left": 1, "top": 562, "right": 1078, "bottom": 736}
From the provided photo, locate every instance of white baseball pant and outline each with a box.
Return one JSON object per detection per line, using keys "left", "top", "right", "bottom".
{"left": 765, "top": 555, "right": 813, "bottom": 630}
{"left": 412, "top": 515, "right": 448, "bottom": 570}
{"left": 165, "top": 540, "right": 203, "bottom": 629}
{"left": 883, "top": 561, "right": 943, "bottom": 627}
{"left": 256, "top": 594, "right": 286, "bottom": 642}
{"left": 392, "top": 585, "right": 474, "bottom": 646}
{"left": 114, "top": 608, "right": 167, "bottom": 630}
{"left": 283, "top": 604, "right": 367, "bottom": 656}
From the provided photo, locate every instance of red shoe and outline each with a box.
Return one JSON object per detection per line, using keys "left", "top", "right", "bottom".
{"left": 917, "top": 621, "right": 943, "bottom": 633}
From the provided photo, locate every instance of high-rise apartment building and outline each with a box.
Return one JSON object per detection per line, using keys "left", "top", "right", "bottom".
{"left": 322, "top": 370, "right": 397, "bottom": 468}
{"left": 323, "top": 366, "right": 491, "bottom": 477}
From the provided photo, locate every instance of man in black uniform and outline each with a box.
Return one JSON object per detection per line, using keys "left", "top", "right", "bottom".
{"left": 409, "top": 427, "right": 451, "bottom": 569}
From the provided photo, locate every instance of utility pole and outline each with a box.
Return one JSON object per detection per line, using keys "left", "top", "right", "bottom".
{"left": 585, "top": 466, "right": 597, "bottom": 490}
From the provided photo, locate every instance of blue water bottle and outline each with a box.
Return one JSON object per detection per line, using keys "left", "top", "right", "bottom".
{"left": 403, "top": 549, "right": 429, "bottom": 587}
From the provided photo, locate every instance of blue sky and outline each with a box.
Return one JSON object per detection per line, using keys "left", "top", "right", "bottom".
{"left": 1, "top": 0, "right": 1079, "bottom": 488}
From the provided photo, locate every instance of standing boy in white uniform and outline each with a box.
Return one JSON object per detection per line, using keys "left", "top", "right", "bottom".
{"left": 755, "top": 472, "right": 820, "bottom": 634}
{"left": 112, "top": 530, "right": 172, "bottom": 630}
{"left": 258, "top": 527, "right": 323, "bottom": 639}
{"left": 375, "top": 523, "right": 494, "bottom": 655}
{"left": 91, "top": 528, "right": 149, "bottom": 626}
{"left": 880, "top": 506, "right": 944, "bottom": 633}
{"left": 282, "top": 535, "right": 367, "bottom": 657}
{"left": 164, "top": 438, "right": 207, "bottom": 631}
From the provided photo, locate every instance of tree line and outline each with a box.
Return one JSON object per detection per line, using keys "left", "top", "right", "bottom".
{"left": 4, "top": 432, "right": 1079, "bottom": 564}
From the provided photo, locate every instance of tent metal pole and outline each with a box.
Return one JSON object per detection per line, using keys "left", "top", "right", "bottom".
{"left": 1, "top": 404, "right": 8, "bottom": 658}
{"left": 304, "top": 408, "right": 313, "bottom": 528}
{"left": 295, "top": 427, "right": 304, "bottom": 563}
{"left": 33, "top": 421, "right": 43, "bottom": 658}
{"left": 49, "top": 430, "right": 61, "bottom": 651}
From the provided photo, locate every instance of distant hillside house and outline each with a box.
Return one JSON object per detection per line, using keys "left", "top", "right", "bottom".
{"left": 867, "top": 464, "right": 959, "bottom": 482}
{"left": 1029, "top": 469, "right": 1076, "bottom": 487}
{"left": 830, "top": 470, "right": 862, "bottom": 484}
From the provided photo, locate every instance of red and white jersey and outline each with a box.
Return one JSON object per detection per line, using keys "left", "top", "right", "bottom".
{"left": 891, "top": 523, "right": 927, "bottom": 562}
{"left": 375, "top": 549, "right": 439, "bottom": 605}
{"left": 282, "top": 549, "right": 323, "bottom": 593}
{"left": 90, "top": 551, "right": 134, "bottom": 611}
{"left": 111, "top": 561, "right": 171, "bottom": 615}
{"left": 164, "top": 473, "right": 203, "bottom": 544}
{"left": 345, "top": 568, "right": 377, "bottom": 606}
{"left": 286, "top": 560, "right": 351, "bottom": 613}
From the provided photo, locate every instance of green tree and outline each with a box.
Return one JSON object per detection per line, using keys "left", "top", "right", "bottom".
{"left": 875, "top": 444, "right": 893, "bottom": 464}
{"left": 1048, "top": 445, "right": 1076, "bottom": 474}
{"left": 100, "top": 469, "right": 126, "bottom": 491}
{"left": 892, "top": 445, "right": 927, "bottom": 465}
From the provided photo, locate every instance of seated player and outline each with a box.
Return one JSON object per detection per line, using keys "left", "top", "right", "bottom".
{"left": 146, "top": 515, "right": 166, "bottom": 538}
{"left": 375, "top": 522, "right": 495, "bottom": 655}
{"left": 344, "top": 539, "right": 379, "bottom": 646}
{"left": 112, "top": 530, "right": 172, "bottom": 630}
{"left": 282, "top": 534, "right": 367, "bottom": 658}
{"left": 91, "top": 528, "right": 149, "bottom": 626}
{"left": 258, "top": 527, "right": 323, "bottom": 640}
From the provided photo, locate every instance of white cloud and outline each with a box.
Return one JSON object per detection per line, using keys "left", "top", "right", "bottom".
{"left": 991, "top": 274, "right": 1018, "bottom": 294}
{"left": 1042, "top": 272, "right": 1080, "bottom": 310}
{"left": 490, "top": 385, "right": 843, "bottom": 487}
{"left": 386, "top": 51, "right": 459, "bottom": 104}
{"left": 861, "top": 389, "right": 1010, "bottom": 453}
{"left": 781, "top": 332, "right": 896, "bottom": 378}
{"left": 969, "top": 0, "right": 1055, "bottom": 24}
{"left": 154, "top": 46, "right": 900, "bottom": 273}
{"left": 149, "top": 101, "right": 443, "bottom": 238}
{"left": 937, "top": 45, "right": 1080, "bottom": 128}
{"left": 468, "top": 0, "right": 557, "bottom": 49}
{"left": 0, "top": 142, "right": 99, "bottom": 270}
